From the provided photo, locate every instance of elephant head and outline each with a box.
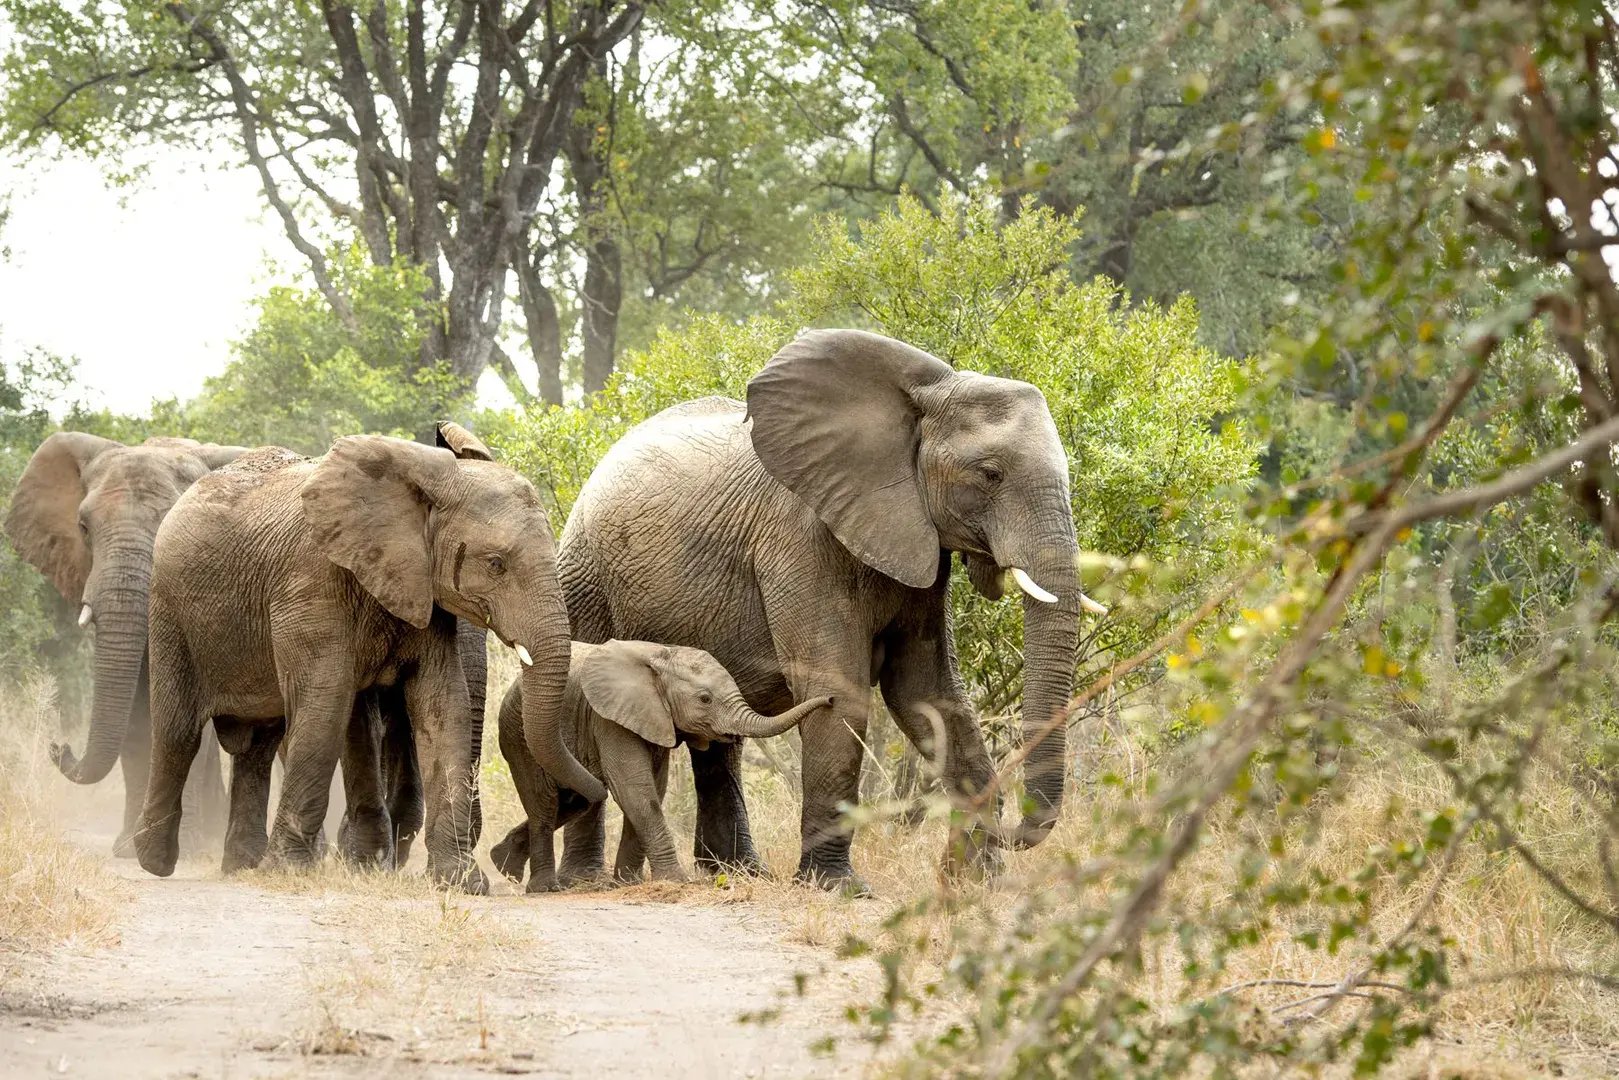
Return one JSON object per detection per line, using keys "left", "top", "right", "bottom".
{"left": 299, "top": 423, "right": 606, "bottom": 804}
{"left": 747, "top": 329, "right": 1100, "bottom": 848}
{"left": 578, "top": 640, "right": 833, "bottom": 750}
{"left": 4, "top": 433, "right": 247, "bottom": 783}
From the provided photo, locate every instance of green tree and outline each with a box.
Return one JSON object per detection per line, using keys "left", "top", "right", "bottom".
{"left": 157, "top": 252, "right": 463, "bottom": 454}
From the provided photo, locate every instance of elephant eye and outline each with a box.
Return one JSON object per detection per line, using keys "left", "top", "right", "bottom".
{"left": 977, "top": 462, "right": 1004, "bottom": 485}
{"left": 487, "top": 554, "right": 506, "bottom": 575}
{"left": 698, "top": 691, "right": 713, "bottom": 706}
{"left": 78, "top": 517, "right": 90, "bottom": 538}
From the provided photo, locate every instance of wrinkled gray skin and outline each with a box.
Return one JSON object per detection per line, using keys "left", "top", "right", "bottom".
{"left": 3, "top": 434, "right": 247, "bottom": 855}
{"left": 555, "top": 330, "right": 1083, "bottom": 891}
{"left": 134, "top": 426, "right": 594, "bottom": 892}
{"left": 490, "top": 641, "right": 832, "bottom": 891}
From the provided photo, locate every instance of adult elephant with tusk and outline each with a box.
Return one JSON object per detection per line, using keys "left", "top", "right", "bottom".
{"left": 4, "top": 434, "right": 249, "bottom": 855}
{"left": 133, "top": 424, "right": 595, "bottom": 892}
{"left": 553, "top": 329, "right": 1104, "bottom": 892}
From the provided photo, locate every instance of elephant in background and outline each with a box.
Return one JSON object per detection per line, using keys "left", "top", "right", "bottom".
{"left": 134, "top": 425, "right": 595, "bottom": 891}
{"left": 490, "top": 640, "right": 832, "bottom": 891}
{"left": 556, "top": 329, "right": 1101, "bottom": 891}
{"left": 4, "top": 433, "right": 247, "bottom": 854}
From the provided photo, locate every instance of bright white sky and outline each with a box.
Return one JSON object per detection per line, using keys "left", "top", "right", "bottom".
{"left": 0, "top": 150, "right": 285, "bottom": 414}
{"left": 0, "top": 149, "right": 520, "bottom": 417}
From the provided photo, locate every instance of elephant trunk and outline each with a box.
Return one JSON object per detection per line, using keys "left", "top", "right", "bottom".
{"left": 1006, "top": 532, "right": 1081, "bottom": 850}
{"left": 518, "top": 589, "right": 608, "bottom": 804}
{"left": 718, "top": 694, "right": 834, "bottom": 739}
{"left": 54, "top": 544, "right": 150, "bottom": 785}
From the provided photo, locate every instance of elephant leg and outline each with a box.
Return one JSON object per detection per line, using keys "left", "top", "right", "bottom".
{"left": 614, "top": 818, "right": 646, "bottom": 884}
{"left": 690, "top": 740, "right": 763, "bottom": 876}
{"left": 525, "top": 817, "right": 560, "bottom": 893}
{"left": 779, "top": 639, "right": 873, "bottom": 893}
{"left": 879, "top": 615, "right": 999, "bottom": 878}
{"left": 216, "top": 717, "right": 282, "bottom": 874}
{"left": 599, "top": 725, "right": 684, "bottom": 882}
{"left": 114, "top": 668, "right": 153, "bottom": 859}
{"left": 265, "top": 663, "right": 353, "bottom": 871}
{"left": 381, "top": 690, "right": 423, "bottom": 867}
{"left": 135, "top": 620, "right": 210, "bottom": 878}
{"left": 491, "top": 821, "right": 531, "bottom": 883}
{"left": 336, "top": 693, "right": 393, "bottom": 869}
{"left": 403, "top": 628, "right": 486, "bottom": 894}
{"left": 556, "top": 803, "right": 607, "bottom": 887}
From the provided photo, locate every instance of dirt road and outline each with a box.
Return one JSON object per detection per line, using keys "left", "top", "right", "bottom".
{"left": 0, "top": 840, "right": 894, "bottom": 1079}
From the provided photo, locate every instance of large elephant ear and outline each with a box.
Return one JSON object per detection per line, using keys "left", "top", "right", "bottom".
{"left": 191, "top": 444, "right": 253, "bottom": 469}
{"left": 577, "top": 640, "right": 677, "bottom": 749}
{"left": 300, "top": 435, "right": 457, "bottom": 629}
{"left": 746, "top": 329, "right": 955, "bottom": 589}
{"left": 140, "top": 437, "right": 251, "bottom": 471}
{"left": 436, "top": 421, "right": 494, "bottom": 461}
{"left": 4, "top": 431, "right": 121, "bottom": 601}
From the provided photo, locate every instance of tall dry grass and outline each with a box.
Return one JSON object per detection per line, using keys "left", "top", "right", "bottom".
{"left": 0, "top": 672, "right": 127, "bottom": 967}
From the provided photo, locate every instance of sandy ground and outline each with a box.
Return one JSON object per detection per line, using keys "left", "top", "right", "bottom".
{"left": 0, "top": 832, "right": 897, "bottom": 1079}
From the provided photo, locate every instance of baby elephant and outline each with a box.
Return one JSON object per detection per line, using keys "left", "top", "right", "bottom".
{"left": 492, "top": 640, "right": 831, "bottom": 891}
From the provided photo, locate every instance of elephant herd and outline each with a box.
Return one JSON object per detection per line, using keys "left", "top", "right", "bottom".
{"left": 6, "top": 329, "right": 1103, "bottom": 895}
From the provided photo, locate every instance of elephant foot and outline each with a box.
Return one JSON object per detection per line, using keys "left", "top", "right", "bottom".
{"left": 648, "top": 865, "right": 690, "bottom": 885}
{"left": 941, "top": 825, "right": 1000, "bottom": 883}
{"left": 795, "top": 850, "right": 872, "bottom": 897}
{"left": 489, "top": 824, "right": 530, "bottom": 883}
{"left": 264, "top": 830, "right": 324, "bottom": 872}
{"left": 460, "top": 865, "right": 490, "bottom": 896}
{"left": 426, "top": 856, "right": 488, "bottom": 895}
{"left": 557, "top": 865, "right": 608, "bottom": 889}
{"left": 335, "top": 811, "right": 394, "bottom": 869}
{"left": 111, "top": 830, "right": 137, "bottom": 860}
{"left": 694, "top": 850, "right": 767, "bottom": 878}
{"left": 221, "top": 835, "right": 268, "bottom": 875}
{"left": 525, "top": 871, "right": 562, "bottom": 894}
{"left": 134, "top": 818, "right": 180, "bottom": 879}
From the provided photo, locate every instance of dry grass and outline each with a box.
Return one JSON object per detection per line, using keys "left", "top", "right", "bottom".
{"left": 0, "top": 673, "right": 127, "bottom": 967}
{"left": 699, "top": 695, "right": 1619, "bottom": 1078}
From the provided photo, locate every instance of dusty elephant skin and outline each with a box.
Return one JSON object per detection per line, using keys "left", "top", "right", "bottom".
{"left": 132, "top": 425, "right": 595, "bottom": 893}
{"left": 555, "top": 329, "right": 1090, "bottom": 891}
{"left": 491, "top": 640, "right": 832, "bottom": 891}
{"left": 3, "top": 433, "right": 248, "bottom": 856}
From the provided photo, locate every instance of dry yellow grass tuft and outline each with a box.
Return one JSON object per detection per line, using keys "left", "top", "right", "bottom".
{"left": 0, "top": 673, "right": 127, "bottom": 965}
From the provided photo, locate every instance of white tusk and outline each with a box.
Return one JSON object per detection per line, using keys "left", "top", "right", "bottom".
{"left": 515, "top": 644, "right": 533, "bottom": 667}
{"left": 1009, "top": 567, "right": 1058, "bottom": 604}
{"left": 78, "top": 604, "right": 93, "bottom": 628}
{"left": 1079, "top": 593, "right": 1110, "bottom": 617}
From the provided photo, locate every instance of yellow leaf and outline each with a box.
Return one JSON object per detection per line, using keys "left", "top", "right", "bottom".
{"left": 1362, "top": 644, "right": 1385, "bottom": 675}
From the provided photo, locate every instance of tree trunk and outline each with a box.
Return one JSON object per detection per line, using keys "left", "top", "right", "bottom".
{"left": 568, "top": 53, "right": 622, "bottom": 397}
{"left": 517, "top": 257, "right": 566, "bottom": 407}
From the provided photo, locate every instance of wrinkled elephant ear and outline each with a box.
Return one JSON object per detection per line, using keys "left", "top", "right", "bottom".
{"left": 746, "top": 329, "right": 955, "bottom": 589}
{"left": 436, "top": 421, "right": 494, "bottom": 462}
{"left": 190, "top": 444, "right": 253, "bottom": 470}
{"left": 962, "top": 552, "right": 1007, "bottom": 600}
{"left": 4, "top": 431, "right": 121, "bottom": 601}
{"left": 139, "top": 436, "right": 250, "bottom": 471}
{"left": 578, "top": 640, "right": 678, "bottom": 748}
{"left": 301, "top": 435, "right": 458, "bottom": 629}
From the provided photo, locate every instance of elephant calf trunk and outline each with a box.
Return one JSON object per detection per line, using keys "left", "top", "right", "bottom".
{"left": 721, "top": 694, "right": 834, "bottom": 739}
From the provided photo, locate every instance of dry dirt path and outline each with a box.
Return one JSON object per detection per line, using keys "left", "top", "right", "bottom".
{"left": 0, "top": 838, "right": 896, "bottom": 1079}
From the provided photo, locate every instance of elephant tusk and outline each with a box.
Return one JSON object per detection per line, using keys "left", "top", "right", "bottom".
{"left": 78, "top": 604, "right": 93, "bottom": 628}
{"left": 1079, "top": 593, "right": 1110, "bottom": 617}
{"left": 515, "top": 644, "right": 534, "bottom": 667}
{"left": 1010, "top": 567, "right": 1058, "bottom": 604}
